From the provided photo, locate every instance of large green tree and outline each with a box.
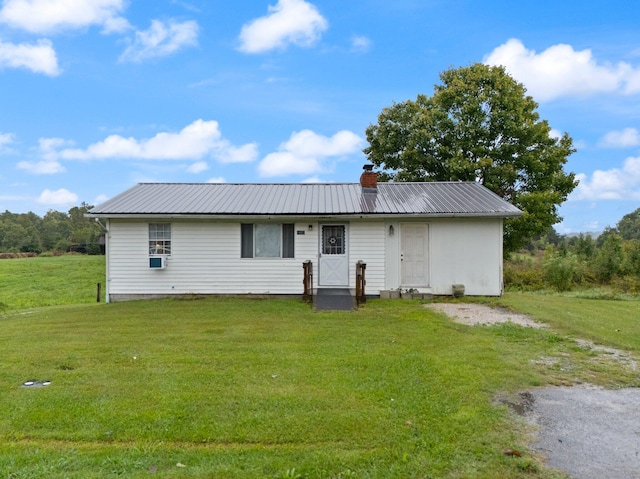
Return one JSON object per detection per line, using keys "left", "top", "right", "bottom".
{"left": 364, "top": 63, "right": 578, "bottom": 254}
{"left": 616, "top": 207, "right": 640, "bottom": 241}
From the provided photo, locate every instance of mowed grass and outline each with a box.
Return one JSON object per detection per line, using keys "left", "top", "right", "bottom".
{"left": 493, "top": 292, "right": 640, "bottom": 354}
{"left": 1, "top": 257, "right": 638, "bottom": 477}
{"left": 1, "top": 293, "right": 638, "bottom": 478}
{"left": 0, "top": 255, "right": 105, "bottom": 311}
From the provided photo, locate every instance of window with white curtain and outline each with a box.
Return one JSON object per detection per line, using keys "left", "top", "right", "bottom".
{"left": 241, "top": 223, "right": 294, "bottom": 258}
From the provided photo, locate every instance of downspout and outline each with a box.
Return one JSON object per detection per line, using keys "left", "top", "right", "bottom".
{"left": 499, "top": 219, "right": 504, "bottom": 296}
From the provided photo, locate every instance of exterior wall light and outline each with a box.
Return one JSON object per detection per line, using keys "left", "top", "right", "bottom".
{"left": 389, "top": 225, "right": 394, "bottom": 236}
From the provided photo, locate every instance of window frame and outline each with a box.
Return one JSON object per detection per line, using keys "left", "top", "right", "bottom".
{"left": 149, "top": 223, "right": 171, "bottom": 256}
{"left": 241, "top": 223, "right": 295, "bottom": 259}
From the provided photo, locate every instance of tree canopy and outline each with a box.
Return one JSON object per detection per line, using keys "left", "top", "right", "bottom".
{"left": 0, "top": 203, "right": 103, "bottom": 254}
{"left": 364, "top": 63, "right": 578, "bottom": 254}
{"left": 616, "top": 207, "right": 640, "bottom": 241}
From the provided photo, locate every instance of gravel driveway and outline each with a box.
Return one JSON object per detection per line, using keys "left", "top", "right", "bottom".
{"left": 425, "top": 303, "right": 640, "bottom": 479}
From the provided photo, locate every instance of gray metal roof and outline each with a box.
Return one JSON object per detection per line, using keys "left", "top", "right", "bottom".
{"left": 87, "top": 182, "right": 522, "bottom": 218}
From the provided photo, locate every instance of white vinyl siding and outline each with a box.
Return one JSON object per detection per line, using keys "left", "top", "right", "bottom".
{"left": 428, "top": 218, "right": 502, "bottom": 295}
{"left": 384, "top": 217, "right": 503, "bottom": 296}
{"left": 107, "top": 220, "right": 314, "bottom": 297}
{"left": 348, "top": 220, "right": 385, "bottom": 292}
{"left": 105, "top": 216, "right": 504, "bottom": 300}
{"left": 295, "top": 223, "right": 319, "bottom": 289}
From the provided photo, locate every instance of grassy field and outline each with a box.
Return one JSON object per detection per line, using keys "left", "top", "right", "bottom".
{"left": 493, "top": 293, "right": 640, "bottom": 354}
{"left": 0, "top": 256, "right": 638, "bottom": 478}
{"left": 0, "top": 255, "right": 105, "bottom": 311}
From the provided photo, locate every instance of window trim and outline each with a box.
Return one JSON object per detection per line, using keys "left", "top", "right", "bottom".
{"left": 149, "top": 223, "right": 171, "bottom": 256}
{"left": 241, "top": 223, "right": 295, "bottom": 259}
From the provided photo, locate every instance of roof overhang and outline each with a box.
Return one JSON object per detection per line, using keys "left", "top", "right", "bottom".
{"left": 85, "top": 211, "right": 523, "bottom": 220}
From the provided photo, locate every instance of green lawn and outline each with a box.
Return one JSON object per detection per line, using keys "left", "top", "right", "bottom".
{"left": 1, "top": 256, "right": 638, "bottom": 477}
{"left": 0, "top": 293, "right": 637, "bottom": 478}
{"left": 493, "top": 292, "right": 640, "bottom": 354}
{"left": 0, "top": 255, "right": 105, "bottom": 311}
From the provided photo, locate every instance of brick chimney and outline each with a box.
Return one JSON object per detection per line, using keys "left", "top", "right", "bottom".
{"left": 360, "top": 164, "right": 378, "bottom": 190}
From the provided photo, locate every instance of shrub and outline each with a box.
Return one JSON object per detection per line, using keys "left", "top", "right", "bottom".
{"left": 504, "top": 255, "right": 545, "bottom": 290}
{"left": 543, "top": 253, "right": 578, "bottom": 291}
{"left": 610, "top": 275, "right": 640, "bottom": 294}
{"left": 623, "top": 240, "right": 640, "bottom": 276}
{"left": 592, "top": 233, "right": 623, "bottom": 283}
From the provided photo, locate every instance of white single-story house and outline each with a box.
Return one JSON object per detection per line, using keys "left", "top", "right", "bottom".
{"left": 87, "top": 165, "right": 522, "bottom": 303}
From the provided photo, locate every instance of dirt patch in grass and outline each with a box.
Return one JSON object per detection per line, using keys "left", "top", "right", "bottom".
{"left": 425, "top": 303, "right": 544, "bottom": 328}
{"left": 427, "top": 303, "right": 638, "bottom": 371}
{"left": 573, "top": 338, "right": 638, "bottom": 371}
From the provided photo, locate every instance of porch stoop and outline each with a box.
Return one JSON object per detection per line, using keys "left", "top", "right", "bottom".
{"left": 313, "top": 288, "right": 356, "bottom": 311}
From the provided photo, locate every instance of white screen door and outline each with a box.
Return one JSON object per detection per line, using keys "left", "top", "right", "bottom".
{"left": 319, "top": 225, "right": 348, "bottom": 286}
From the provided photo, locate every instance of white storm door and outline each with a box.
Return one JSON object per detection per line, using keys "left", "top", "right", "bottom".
{"left": 401, "top": 224, "right": 429, "bottom": 287}
{"left": 319, "top": 225, "right": 349, "bottom": 286}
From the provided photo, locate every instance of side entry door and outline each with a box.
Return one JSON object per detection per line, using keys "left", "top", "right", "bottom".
{"left": 401, "top": 224, "right": 429, "bottom": 287}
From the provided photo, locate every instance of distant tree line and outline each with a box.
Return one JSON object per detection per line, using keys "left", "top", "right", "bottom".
{"left": 0, "top": 203, "right": 104, "bottom": 255}
{"left": 507, "top": 207, "right": 640, "bottom": 293}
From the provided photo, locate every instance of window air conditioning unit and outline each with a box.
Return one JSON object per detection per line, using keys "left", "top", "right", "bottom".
{"left": 149, "top": 257, "right": 165, "bottom": 269}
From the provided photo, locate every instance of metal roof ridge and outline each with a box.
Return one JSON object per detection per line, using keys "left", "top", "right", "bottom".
{"left": 133, "top": 181, "right": 481, "bottom": 186}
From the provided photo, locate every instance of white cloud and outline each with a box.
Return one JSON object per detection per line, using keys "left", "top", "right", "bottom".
{"left": 37, "top": 188, "right": 78, "bottom": 205}
{"left": 119, "top": 19, "right": 198, "bottom": 62}
{"left": 258, "top": 129, "right": 363, "bottom": 177}
{"left": 238, "top": 0, "right": 328, "bottom": 54}
{"left": 0, "top": 132, "right": 15, "bottom": 152}
{"left": 350, "top": 35, "right": 371, "bottom": 53}
{"left": 0, "top": 132, "right": 14, "bottom": 145}
{"left": 0, "top": 194, "right": 27, "bottom": 201}
{"left": 93, "top": 194, "right": 109, "bottom": 205}
{"left": 186, "top": 161, "right": 208, "bottom": 173}
{"left": 0, "top": 0, "right": 130, "bottom": 34}
{"left": 484, "top": 38, "right": 640, "bottom": 101}
{"left": 206, "top": 176, "right": 225, "bottom": 183}
{"left": 571, "top": 156, "right": 640, "bottom": 200}
{"left": 0, "top": 38, "right": 60, "bottom": 76}
{"left": 599, "top": 128, "right": 640, "bottom": 148}
{"left": 16, "top": 160, "right": 65, "bottom": 174}
{"left": 47, "top": 119, "right": 258, "bottom": 163}
{"left": 549, "top": 129, "right": 562, "bottom": 140}
{"left": 260, "top": 151, "right": 321, "bottom": 176}
{"left": 38, "top": 137, "right": 73, "bottom": 160}
{"left": 222, "top": 143, "right": 259, "bottom": 163}
{"left": 301, "top": 176, "right": 323, "bottom": 183}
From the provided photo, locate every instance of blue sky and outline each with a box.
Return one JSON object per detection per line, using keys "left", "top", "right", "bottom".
{"left": 1, "top": 0, "right": 640, "bottom": 233}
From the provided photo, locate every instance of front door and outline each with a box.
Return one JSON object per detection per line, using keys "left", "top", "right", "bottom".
{"left": 401, "top": 224, "right": 429, "bottom": 287}
{"left": 319, "top": 224, "right": 348, "bottom": 286}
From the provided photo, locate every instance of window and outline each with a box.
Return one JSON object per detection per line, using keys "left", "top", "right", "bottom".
{"left": 322, "top": 225, "right": 345, "bottom": 255}
{"left": 241, "top": 223, "right": 294, "bottom": 258}
{"left": 149, "top": 223, "right": 171, "bottom": 255}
